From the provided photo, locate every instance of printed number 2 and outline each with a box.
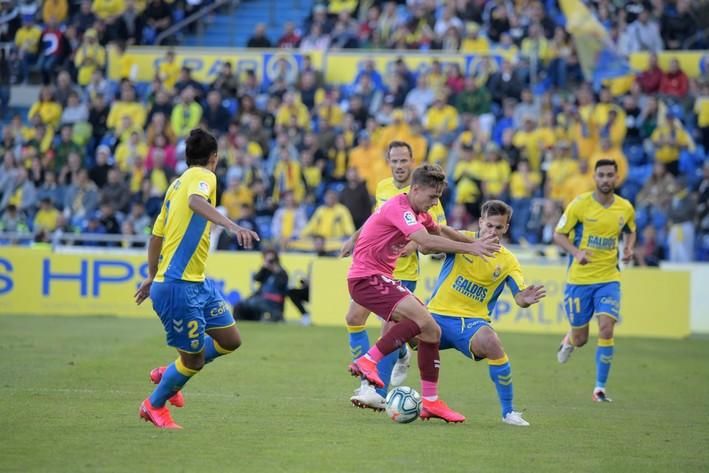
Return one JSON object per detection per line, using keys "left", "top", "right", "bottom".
{"left": 566, "top": 297, "right": 581, "bottom": 315}
{"left": 187, "top": 321, "right": 199, "bottom": 338}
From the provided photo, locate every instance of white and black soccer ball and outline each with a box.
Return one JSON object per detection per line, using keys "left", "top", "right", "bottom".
{"left": 385, "top": 386, "right": 422, "bottom": 423}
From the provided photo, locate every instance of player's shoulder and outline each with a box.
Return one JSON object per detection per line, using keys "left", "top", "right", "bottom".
{"left": 568, "top": 191, "right": 593, "bottom": 210}
{"left": 614, "top": 194, "right": 635, "bottom": 211}
{"left": 376, "top": 177, "right": 395, "bottom": 193}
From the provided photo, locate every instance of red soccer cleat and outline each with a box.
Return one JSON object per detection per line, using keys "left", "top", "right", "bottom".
{"left": 348, "top": 356, "right": 384, "bottom": 389}
{"left": 150, "top": 366, "right": 185, "bottom": 408}
{"left": 139, "top": 399, "right": 182, "bottom": 429}
{"left": 420, "top": 399, "right": 466, "bottom": 423}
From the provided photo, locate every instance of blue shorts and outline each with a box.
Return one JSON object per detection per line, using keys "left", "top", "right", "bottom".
{"left": 399, "top": 280, "right": 417, "bottom": 293}
{"left": 150, "top": 278, "right": 235, "bottom": 353}
{"left": 563, "top": 282, "right": 621, "bottom": 328}
{"left": 432, "top": 313, "right": 492, "bottom": 361}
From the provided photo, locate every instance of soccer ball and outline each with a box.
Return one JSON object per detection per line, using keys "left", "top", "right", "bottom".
{"left": 385, "top": 386, "right": 422, "bottom": 423}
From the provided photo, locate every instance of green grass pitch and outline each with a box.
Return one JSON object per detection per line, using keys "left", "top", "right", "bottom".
{"left": 1, "top": 315, "right": 708, "bottom": 473}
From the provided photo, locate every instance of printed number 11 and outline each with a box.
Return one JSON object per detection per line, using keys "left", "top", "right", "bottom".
{"left": 566, "top": 297, "right": 581, "bottom": 315}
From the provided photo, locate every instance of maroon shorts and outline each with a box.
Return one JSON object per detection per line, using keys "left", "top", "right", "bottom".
{"left": 348, "top": 275, "right": 416, "bottom": 321}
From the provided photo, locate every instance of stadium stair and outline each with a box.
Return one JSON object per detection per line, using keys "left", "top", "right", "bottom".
{"left": 182, "top": 0, "right": 314, "bottom": 47}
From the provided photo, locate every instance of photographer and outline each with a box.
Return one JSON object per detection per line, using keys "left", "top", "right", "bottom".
{"left": 233, "top": 249, "right": 289, "bottom": 322}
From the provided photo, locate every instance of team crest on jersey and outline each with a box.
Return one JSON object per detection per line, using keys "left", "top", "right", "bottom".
{"left": 403, "top": 211, "right": 417, "bottom": 226}
{"left": 191, "top": 339, "right": 200, "bottom": 350}
{"left": 493, "top": 265, "right": 502, "bottom": 280}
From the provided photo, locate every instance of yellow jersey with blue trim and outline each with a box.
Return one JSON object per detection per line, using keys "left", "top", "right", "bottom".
{"left": 427, "top": 232, "right": 526, "bottom": 321}
{"left": 556, "top": 192, "right": 636, "bottom": 285}
{"left": 152, "top": 166, "right": 217, "bottom": 283}
{"left": 375, "top": 177, "right": 447, "bottom": 281}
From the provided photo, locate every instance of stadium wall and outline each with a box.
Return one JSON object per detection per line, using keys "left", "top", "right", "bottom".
{"left": 1, "top": 248, "right": 703, "bottom": 338}
{"left": 108, "top": 47, "right": 709, "bottom": 84}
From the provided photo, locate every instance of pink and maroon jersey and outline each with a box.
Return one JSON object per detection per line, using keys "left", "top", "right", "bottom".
{"left": 348, "top": 194, "right": 438, "bottom": 279}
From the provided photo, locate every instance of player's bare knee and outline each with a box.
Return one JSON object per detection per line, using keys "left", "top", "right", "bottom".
{"left": 181, "top": 352, "right": 205, "bottom": 371}
{"left": 572, "top": 332, "right": 588, "bottom": 347}
{"left": 345, "top": 306, "right": 368, "bottom": 326}
{"left": 419, "top": 318, "right": 441, "bottom": 343}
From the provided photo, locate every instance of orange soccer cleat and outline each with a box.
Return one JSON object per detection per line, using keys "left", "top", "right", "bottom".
{"left": 348, "top": 356, "right": 384, "bottom": 389}
{"left": 420, "top": 399, "right": 466, "bottom": 423}
{"left": 150, "top": 366, "right": 185, "bottom": 408}
{"left": 139, "top": 399, "right": 182, "bottom": 429}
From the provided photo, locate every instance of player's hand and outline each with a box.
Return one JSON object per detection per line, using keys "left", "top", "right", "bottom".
{"left": 622, "top": 246, "right": 634, "bottom": 264}
{"left": 230, "top": 224, "right": 260, "bottom": 249}
{"left": 339, "top": 237, "right": 355, "bottom": 257}
{"left": 517, "top": 284, "right": 546, "bottom": 306}
{"left": 468, "top": 233, "right": 501, "bottom": 259}
{"left": 400, "top": 241, "right": 418, "bottom": 257}
{"left": 134, "top": 278, "right": 153, "bottom": 305}
{"left": 574, "top": 249, "right": 591, "bottom": 265}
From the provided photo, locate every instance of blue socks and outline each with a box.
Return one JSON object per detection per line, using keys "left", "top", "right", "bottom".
{"left": 488, "top": 354, "right": 514, "bottom": 417}
{"left": 347, "top": 324, "right": 370, "bottom": 360}
{"left": 204, "top": 336, "right": 234, "bottom": 364}
{"left": 595, "top": 338, "right": 614, "bottom": 389}
{"left": 149, "top": 358, "right": 197, "bottom": 407}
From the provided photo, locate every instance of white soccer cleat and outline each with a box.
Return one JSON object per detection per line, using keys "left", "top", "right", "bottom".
{"left": 390, "top": 345, "right": 411, "bottom": 387}
{"left": 592, "top": 388, "right": 612, "bottom": 403}
{"left": 557, "top": 333, "right": 575, "bottom": 364}
{"left": 502, "top": 411, "right": 530, "bottom": 427}
{"left": 350, "top": 382, "right": 386, "bottom": 412}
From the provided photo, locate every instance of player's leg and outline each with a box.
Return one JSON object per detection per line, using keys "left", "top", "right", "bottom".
{"left": 592, "top": 283, "right": 620, "bottom": 402}
{"left": 389, "top": 279, "right": 417, "bottom": 387}
{"left": 388, "top": 299, "right": 464, "bottom": 423}
{"left": 469, "top": 324, "right": 529, "bottom": 426}
{"left": 558, "top": 284, "right": 593, "bottom": 363}
{"left": 203, "top": 282, "right": 242, "bottom": 363}
{"left": 346, "top": 300, "right": 386, "bottom": 410}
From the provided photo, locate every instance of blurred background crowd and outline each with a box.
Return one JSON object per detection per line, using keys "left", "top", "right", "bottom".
{"left": 0, "top": 0, "right": 708, "bottom": 264}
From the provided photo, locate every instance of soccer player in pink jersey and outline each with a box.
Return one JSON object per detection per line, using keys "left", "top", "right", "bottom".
{"left": 347, "top": 164, "right": 500, "bottom": 423}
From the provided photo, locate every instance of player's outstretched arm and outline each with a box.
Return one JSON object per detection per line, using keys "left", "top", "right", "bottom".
{"left": 439, "top": 225, "right": 475, "bottom": 243}
{"left": 409, "top": 229, "right": 499, "bottom": 258}
{"left": 189, "top": 195, "right": 260, "bottom": 248}
{"left": 553, "top": 231, "right": 591, "bottom": 265}
{"left": 514, "top": 284, "right": 547, "bottom": 308}
{"left": 135, "top": 235, "right": 163, "bottom": 305}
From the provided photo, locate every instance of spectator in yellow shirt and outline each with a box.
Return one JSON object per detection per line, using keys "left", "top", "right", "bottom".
{"left": 300, "top": 189, "right": 355, "bottom": 241}
{"left": 521, "top": 23, "right": 551, "bottom": 65}
{"left": 34, "top": 197, "right": 60, "bottom": 232}
{"left": 158, "top": 49, "right": 180, "bottom": 92}
{"left": 545, "top": 141, "right": 580, "bottom": 202}
{"left": 43, "top": 0, "right": 68, "bottom": 25}
{"left": 170, "top": 86, "right": 202, "bottom": 139}
{"left": 350, "top": 131, "right": 388, "bottom": 195}
{"left": 478, "top": 144, "right": 510, "bottom": 199}
{"left": 74, "top": 28, "right": 106, "bottom": 85}
{"left": 92, "top": 0, "right": 125, "bottom": 20}
{"left": 272, "top": 147, "right": 306, "bottom": 203}
{"left": 379, "top": 109, "right": 413, "bottom": 151}
{"left": 460, "top": 22, "right": 489, "bottom": 53}
{"left": 15, "top": 14, "right": 42, "bottom": 77}
{"left": 453, "top": 143, "right": 482, "bottom": 216}
{"left": 425, "top": 92, "right": 459, "bottom": 144}
{"left": 28, "top": 87, "right": 63, "bottom": 129}
{"left": 560, "top": 159, "right": 594, "bottom": 206}
{"left": 275, "top": 91, "right": 310, "bottom": 131}
{"left": 695, "top": 82, "right": 709, "bottom": 150}
{"left": 589, "top": 137, "right": 629, "bottom": 185}
{"left": 513, "top": 115, "right": 552, "bottom": 171}
{"left": 221, "top": 176, "right": 254, "bottom": 221}
{"left": 107, "top": 82, "right": 146, "bottom": 131}
{"left": 651, "top": 112, "right": 693, "bottom": 176}
{"left": 508, "top": 158, "right": 541, "bottom": 242}
{"left": 114, "top": 130, "right": 148, "bottom": 172}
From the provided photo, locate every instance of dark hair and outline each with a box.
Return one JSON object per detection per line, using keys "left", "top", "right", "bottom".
{"left": 481, "top": 200, "right": 513, "bottom": 223}
{"left": 594, "top": 159, "right": 617, "bottom": 171}
{"left": 262, "top": 248, "right": 279, "bottom": 264}
{"left": 185, "top": 129, "right": 217, "bottom": 167}
{"left": 387, "top": 140, "right": 413, "bottom": 160}
{"left": 411, "top": 163, "right": 446, "bottom": 190}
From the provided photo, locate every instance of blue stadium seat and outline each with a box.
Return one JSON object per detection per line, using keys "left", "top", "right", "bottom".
{"left": 625, "top": 144, "right": 646, "bottom": 166}
{"left": 255, "top": 216, "right": 273, "bottom": 241}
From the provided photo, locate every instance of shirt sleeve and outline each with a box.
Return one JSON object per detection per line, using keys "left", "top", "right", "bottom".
{"left": 420, "top": 211, "right": 440, "bottom": 234}
{"left": 187, "top": 171, "right": 216, "bottom": 202}
{"left": 387, "top": 203, "right": 425, "bottom": 237}
{"left": 505, "top": 256, "right": 527, "bottom": 296}
{"left": 555, "top": 197, "right": 580, "bottom": 234}
{"left": 624, "top": 203, "right": 637, "bottom": 233}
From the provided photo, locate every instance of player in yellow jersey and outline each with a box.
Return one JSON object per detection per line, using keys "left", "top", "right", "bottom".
{"left": 554, "top": 159, "right": 636, "bottom": 403}
{"left": 428, "top": 201, "right": 545, "bottom": 426}
{"left": 134, "top": 129, "right": 259, "bottom": 429}
{"left": 340, "top": 141, "right": 469, "bottom": 410}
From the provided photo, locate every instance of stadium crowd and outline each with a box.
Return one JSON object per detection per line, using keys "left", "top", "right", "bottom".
{"left": 0, "top": 0, "right": 708, "bottom": 263}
